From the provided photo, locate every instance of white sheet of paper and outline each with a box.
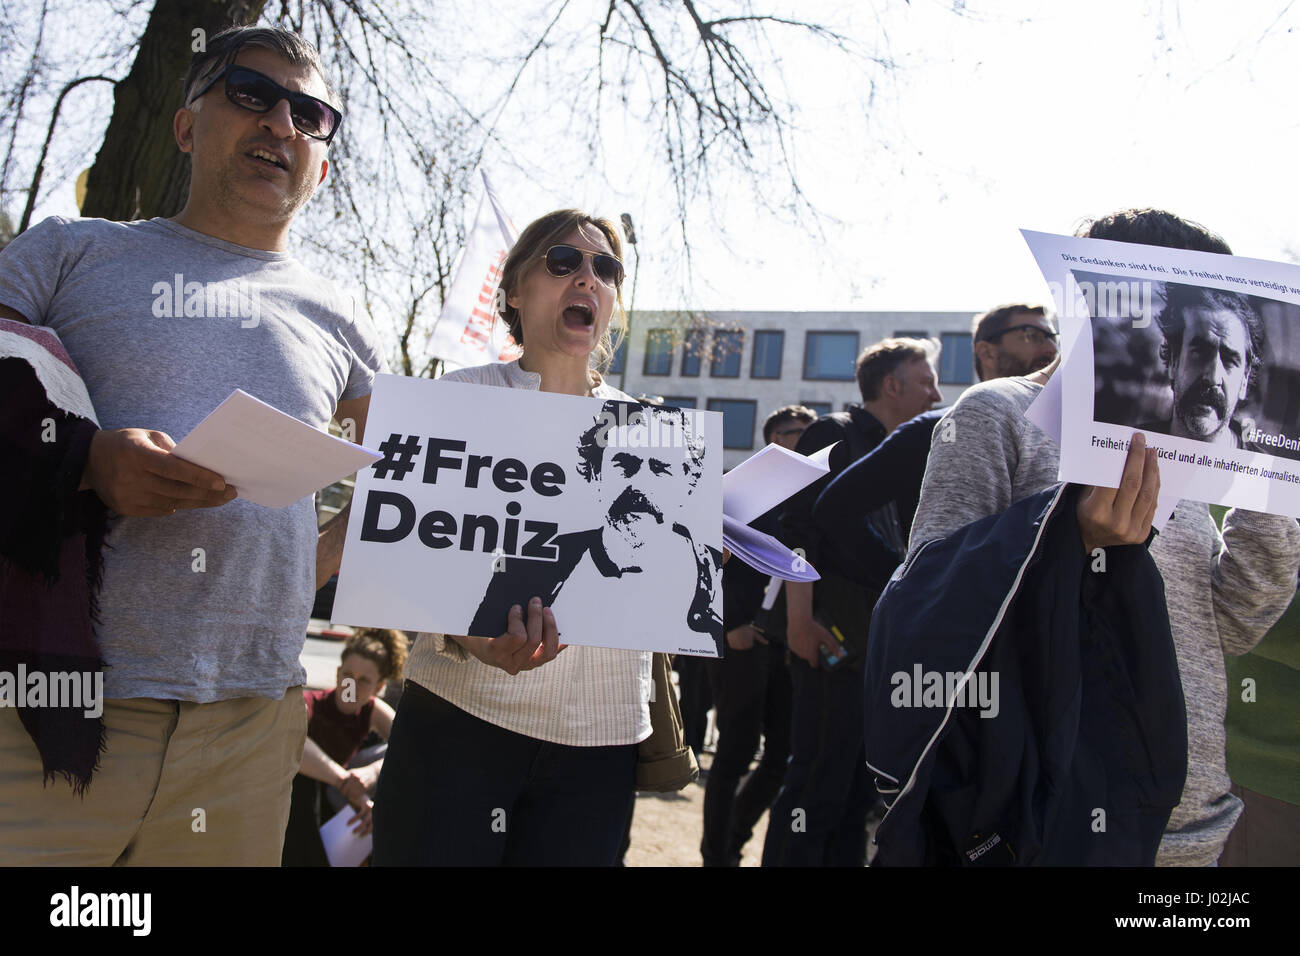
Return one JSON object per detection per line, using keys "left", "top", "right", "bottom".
{"left": 172, "top": 389, "right": 381, "bottom": 509}
{"left": 319, "top": 805, "right": 372, "bottom": 867}
{"left": 722, "top": 442, "right": 833, "bottom": 525}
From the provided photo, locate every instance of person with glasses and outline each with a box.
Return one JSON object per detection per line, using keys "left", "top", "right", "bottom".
{"left": 373, "top": 210, "right": 677, "bottom": 866}
{"left": 972, "top": 304, "right": 1058, "bottom": 381}
{"left": 0, "top": 27, "right": 384, "bottom": 865}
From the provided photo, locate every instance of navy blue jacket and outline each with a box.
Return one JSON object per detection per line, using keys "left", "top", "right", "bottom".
{"left": 813, "top": 408, "right": 944, "bottom": 593}
{"left": 864, "top": 484, "right": 1187, "bottom": 866}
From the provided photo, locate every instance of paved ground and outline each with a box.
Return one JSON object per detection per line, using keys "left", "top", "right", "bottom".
{"left": 624, "top": 752, "right": 770, "bottom": 867}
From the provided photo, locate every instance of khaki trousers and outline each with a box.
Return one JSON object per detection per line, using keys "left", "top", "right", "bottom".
{"left": 0, "top": 688, "right": 306, "bottom": 866}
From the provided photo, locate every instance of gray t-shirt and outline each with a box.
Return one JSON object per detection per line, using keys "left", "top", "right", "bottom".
{"left": 0, "top": 216, "right": 386, "bottom": 702}
{"left": 908, "top": 376, "right": 1300, "bottom": 866}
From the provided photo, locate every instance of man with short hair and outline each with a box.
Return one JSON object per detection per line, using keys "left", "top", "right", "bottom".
{"left": 763, "top": 338, "right": 941, "bottom": 866}
{"left": 1142, "top": 285, "right": 1264, "bottom": 448}
{"left": 0, "top": 26, "right": 385, "bottom": 865}
{"left": 972, "top": 303, "right": 1058, "bottom": 382}
{"left": 764, "top": 404, "right": 816, "bottom": 451}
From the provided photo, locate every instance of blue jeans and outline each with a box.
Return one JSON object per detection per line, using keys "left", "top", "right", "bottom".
{"left": 761, "top": 656, "right": 872, "bottom": 866}
{"left": 372, "top": 682, "right": 637, "bottom": 866}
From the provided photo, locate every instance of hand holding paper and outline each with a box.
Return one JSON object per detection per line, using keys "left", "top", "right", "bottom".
{"left": 1076, "top": 432, "right": 1161, "bottom": 554}
{"left": 320, "top": 804, "right": 373, "bottom": 867}
{"left": 172, "top": 389, "right": 381, "bottom": 509}
{"left": 82, "top": 427, "right": 237, "bottom": 517}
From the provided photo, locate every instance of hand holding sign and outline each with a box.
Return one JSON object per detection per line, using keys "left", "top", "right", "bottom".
{"left": 454, "top": 598, "right": 565, "bottom": 676}
{"left": 1077, "top": 432, "right": 1161, "bottom": 554}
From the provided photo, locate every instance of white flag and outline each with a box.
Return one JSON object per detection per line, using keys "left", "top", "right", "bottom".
{"left": 427, "top": 171, "right": 522, "bottom": 369}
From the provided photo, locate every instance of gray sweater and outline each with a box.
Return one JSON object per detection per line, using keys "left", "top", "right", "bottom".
{"left": 908, "top": 377, "right": 1300, "bottom": 866}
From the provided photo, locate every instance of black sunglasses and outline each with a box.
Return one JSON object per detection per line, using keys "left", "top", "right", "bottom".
{"left": 188, "top": 65, "right": 342, "bottom": 143}
{"left": 542, "top": 245, "right": 624, "bottom": 287}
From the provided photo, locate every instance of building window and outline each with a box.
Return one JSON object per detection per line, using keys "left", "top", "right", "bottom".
{"left": 661, "top": 396, "right": 697, "bottom": 409}
{"left": 606, "top": 339, "right": 628, "bottom": 376}
{"left": 751, "top": 330, "right": 784, "bottom": 379}
{"left": 710, "top": 330, "right": 743, "bottom": 378}
{"left": 707, "top": 398, "right": 758, "bottom": 449}
{"left": 803, "top": 331, "right": 859, "bottom": 380}
{"left": 680, "top": 329, "right": 705, "bottom": 377}
{"left": 894, "top": 329, "right": 927, "bottom": 340}
{"left": 940, "top": 332, "right": 974, "bottom": 385}
{"left": 643, "top": 329, "right": 673, "bottom": 376}
{"left": 803, "top": 401, "right": 832, "bottom": 418}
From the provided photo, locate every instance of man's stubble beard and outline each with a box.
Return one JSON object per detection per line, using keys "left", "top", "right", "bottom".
{"left": 996, "top": 350, "right": 1054, "bottom": 379}
{"left": 210, "top": 153, "right": 316, "bottom": 225}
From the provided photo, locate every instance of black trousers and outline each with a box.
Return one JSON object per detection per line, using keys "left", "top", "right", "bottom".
{"left": 674, "top": 655, "right": 713, "bottom": 756}
{"left": 282, "top": 774, "right": 331, "bottom": 867}
{"left": 762, "top": 657, "right": 872, "bottom": 866}
{"left": 372, "top": 681, "right": 637, "bottom": 866}
{"left": 701, "top": 641, "right": 792, "bottom": 865}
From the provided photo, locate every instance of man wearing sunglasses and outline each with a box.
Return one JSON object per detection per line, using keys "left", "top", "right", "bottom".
{"left": 0, "top": 27, "right": 384, "bottom": 866}
{"left": 972, "top": 304, "right": 1059, "bottom": 381}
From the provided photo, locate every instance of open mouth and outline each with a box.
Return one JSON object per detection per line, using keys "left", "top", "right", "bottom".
{"left": 563, "top": 303, "right": 595, "bottom": 329}
{"left": 248, "top": 148, "right": 287, "bottom": 171}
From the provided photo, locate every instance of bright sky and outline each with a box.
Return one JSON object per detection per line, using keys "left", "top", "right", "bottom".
{"left": 493, "top": 0, "right": 1300, "bottom": 314}
{"left": 26, "top": 0, "right": 1300, "bottom": 323}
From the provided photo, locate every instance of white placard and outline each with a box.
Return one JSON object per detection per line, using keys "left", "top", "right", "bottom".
{"left": 332, "top": 375, "right": 724, "bottom": 656}
{"left": 1022, "top": 230, "right": 1300, "bottom": 519}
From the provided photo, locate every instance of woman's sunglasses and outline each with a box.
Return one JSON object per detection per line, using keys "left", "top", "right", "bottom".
{"left": 542, "top": 245, "right": 624, "bottom": 287}
{"left": 187, "top": 65, "right": 343, "bottom": 143}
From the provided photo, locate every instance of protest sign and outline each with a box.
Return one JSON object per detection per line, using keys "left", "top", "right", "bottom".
{"left": 1023, "top": 230, "right": 1300, "bottom": 518}
{"left": 332, "top": 374, "right": 725, "bottom": 656}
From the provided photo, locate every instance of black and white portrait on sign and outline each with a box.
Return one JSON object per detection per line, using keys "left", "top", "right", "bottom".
{"left": 1021, "top": 230, "right": 1300, "bottom": 519}
{"left": 332, "top": 375, "right": 724, "bottom": 657}
{"left": 468, "top": 399, "right": 724, "bottom": 655}
{"left": 1085, "top": 270, "right": 1300, "bottom": 462}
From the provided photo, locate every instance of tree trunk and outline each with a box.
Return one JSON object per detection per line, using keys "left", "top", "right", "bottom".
{"left": 80, "top": 0, "right": 267, "bottom": 221}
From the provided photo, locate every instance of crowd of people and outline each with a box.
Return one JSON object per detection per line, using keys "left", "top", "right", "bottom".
{"left": 0, "top": 25, "right": 1295, "bottom": 868}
